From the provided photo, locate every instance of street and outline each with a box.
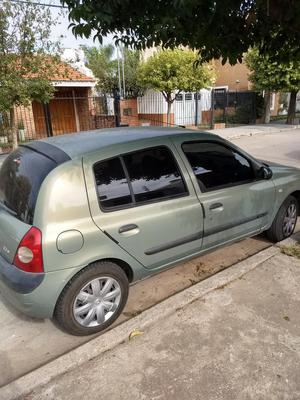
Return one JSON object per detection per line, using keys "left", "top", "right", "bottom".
{"left": 231, "top": 127, "right": 300, "bottom": 168}
{"left": 0, "top": 126, "right": 300, "bottom": 390}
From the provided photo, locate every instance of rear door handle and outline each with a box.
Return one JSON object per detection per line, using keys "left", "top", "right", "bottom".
{"left": 209, "top": 202, "right": 224, "bottom": 211}
{"left": 118, "top": 224, "right": 140, "bottom": 236}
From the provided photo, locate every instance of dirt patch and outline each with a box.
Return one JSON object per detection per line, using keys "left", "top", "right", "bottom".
{"left": 280, "top": 244, "right": 300, "bottom": 259}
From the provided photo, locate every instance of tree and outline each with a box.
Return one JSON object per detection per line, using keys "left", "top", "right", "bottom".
{"left": 0, "top": 0, "right": 61, "bottom": 149}
{"left": 137, "top": 48, "right": 215, "bottom": 124}
{"left": 64, "top": 0, "right": 300, "bottom": 65}
{"left": 82, "top": 44, "right": 118, "bottom": 93}
{"left": 83, "top": 45, "right": 143, "bottom": 97}
{"left": 245, "top": 48, "right": 300, "bottom": 124}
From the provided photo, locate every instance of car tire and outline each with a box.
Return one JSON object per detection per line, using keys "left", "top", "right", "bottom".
{"left": 54, "top": 261, "right": 129, "bottom": 336}
{"left": 266, "top": 195, "right": 298, "bottom": 242}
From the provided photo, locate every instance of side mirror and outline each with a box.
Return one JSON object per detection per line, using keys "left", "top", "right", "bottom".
{"left": 259, "top": 166, "right": 273, "bottom": 180}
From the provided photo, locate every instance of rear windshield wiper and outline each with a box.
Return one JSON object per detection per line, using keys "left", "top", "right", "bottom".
{"left": 0, "top": 200, "right": 17, "bottom": 216}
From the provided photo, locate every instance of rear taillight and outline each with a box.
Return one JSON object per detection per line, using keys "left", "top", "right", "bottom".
{"left": 13, "top": 227, "right": 44, "bottom": 273}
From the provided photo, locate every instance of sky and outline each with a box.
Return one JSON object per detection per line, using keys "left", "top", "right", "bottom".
{"left": 50, "top": 1, "right": 113, "bottom": 49}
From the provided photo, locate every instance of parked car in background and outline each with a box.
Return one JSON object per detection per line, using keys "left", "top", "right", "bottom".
{"left": 0, "top": 127, "right": 299, "bottom": 335}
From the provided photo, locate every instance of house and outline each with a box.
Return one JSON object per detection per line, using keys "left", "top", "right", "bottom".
{"left": 212, "top": 59, "right": 281, "bottom": 117}
{"left": 15, "top": 61, "right": 115, "bottom": 142}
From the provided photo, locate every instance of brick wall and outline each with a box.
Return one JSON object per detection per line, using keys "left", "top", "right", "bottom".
{"left": 120, "top": 99, "right": 140, "bottom": 126}
{"left": 138, "top": 113, "right": 175, "bottom": 126}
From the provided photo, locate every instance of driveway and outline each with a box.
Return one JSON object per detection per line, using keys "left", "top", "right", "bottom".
{"left": 1, "top": 127, "right": 300, "bottom": 388}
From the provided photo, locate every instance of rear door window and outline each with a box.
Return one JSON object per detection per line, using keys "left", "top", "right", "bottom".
{"left": 0, "top": 147, "right": 57, "bottom": 224}
{"left": 94, "top": 146, "right": 188, "bottom": 211}
{"left": 94, "top": 158, "right": 132, "bottom": 209}
{"left": 123, "top": 147, "right": 187, "bottom": 204}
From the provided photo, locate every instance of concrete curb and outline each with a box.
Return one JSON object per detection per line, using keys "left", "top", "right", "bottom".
{"left": 0, "top": 246, "right": 279, "bottom": 400}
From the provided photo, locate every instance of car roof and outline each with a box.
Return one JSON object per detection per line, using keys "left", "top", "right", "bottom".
{"left": 31, "top": 127, "right": 219, "bottom": 159}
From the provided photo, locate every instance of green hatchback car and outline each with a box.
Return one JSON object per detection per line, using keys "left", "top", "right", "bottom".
{"left": 0, "top": 127, "right": 299, "bottom": 335}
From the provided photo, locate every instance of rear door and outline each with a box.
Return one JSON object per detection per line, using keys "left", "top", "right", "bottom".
{"left": 174, "top": 139, "right": 275, "bottom": 250}
{"left": 83, "top": 138, "right": 204, "bottom": 270}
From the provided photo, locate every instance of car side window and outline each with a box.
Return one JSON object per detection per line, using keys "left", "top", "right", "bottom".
{"left": 182, "top": 141, "right": 254, "bottom": 191}
{"left": 94, "top": 157, "right": 132, "bottom": 209}
{"left": 123, "top": 147, "right": 188, "bottom": 203}
{"left": 94, "top": 146, "right": 188, "bottom": 211}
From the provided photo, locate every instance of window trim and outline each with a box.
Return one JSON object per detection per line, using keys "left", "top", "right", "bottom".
{"left": 93, "top": 145, "right": 189, "bottom": 213}
{"left": 181, "top": 140, "right": 257, "bottom": 193}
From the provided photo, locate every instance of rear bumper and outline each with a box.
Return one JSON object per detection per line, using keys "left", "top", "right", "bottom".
{"left": 0, "top": 254, "right": 44, "bottom": 294}
{"left": 0, "top": 257, "right": 83, "bottom": 319}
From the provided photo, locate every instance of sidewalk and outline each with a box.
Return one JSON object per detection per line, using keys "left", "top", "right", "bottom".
{"left": 209, "top": 123, "right": 299, "bottom": 140}
{"left": 2, "top": 238, "right": 300, "bottom": 400}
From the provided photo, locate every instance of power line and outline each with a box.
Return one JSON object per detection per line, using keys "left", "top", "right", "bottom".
{"left": 5, "top": 0, "right": 68, "bottom": 8}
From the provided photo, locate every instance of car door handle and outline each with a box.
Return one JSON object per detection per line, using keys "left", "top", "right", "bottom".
{"left": 209, "top": 202, "right": 224, "bottom": 211}
{"left": 118, "top": 224, "right": 140, "bottom": 236}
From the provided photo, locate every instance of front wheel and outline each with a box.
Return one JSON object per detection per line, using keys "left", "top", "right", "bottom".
{"left": 54, "top": 261, "right": 129, "bottom": 336}
{"left": 266, "top": 195, "right": 298, "bottom": 242}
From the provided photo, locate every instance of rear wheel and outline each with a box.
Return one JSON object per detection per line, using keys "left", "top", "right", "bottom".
{"left": 54, "top": 261, "right": 129, "bottom": 336}
{"left": 266, "top": 195, "right": 298, "bottom": 242}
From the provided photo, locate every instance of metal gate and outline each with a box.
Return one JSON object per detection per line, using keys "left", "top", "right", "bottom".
{"left": 174, "top": 92, "right": 202, "bottom": 126}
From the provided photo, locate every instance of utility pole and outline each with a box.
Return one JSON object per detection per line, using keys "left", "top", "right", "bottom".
{"left": 121, "top": 45, "right": 126, "bottom": 97}
{"left": 116, "top": 46, "right": 122, "bottom": 97}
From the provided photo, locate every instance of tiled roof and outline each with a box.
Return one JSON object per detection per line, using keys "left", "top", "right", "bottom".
{"left": 50, "top": 62, "right": 95, "bottom": 82}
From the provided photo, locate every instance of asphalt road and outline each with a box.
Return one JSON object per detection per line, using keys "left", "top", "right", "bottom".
{"left": 0, "top": 127, "right": 300, "bottom": 387}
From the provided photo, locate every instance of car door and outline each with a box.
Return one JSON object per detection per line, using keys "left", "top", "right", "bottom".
{"left": 174, "top": 139, "right": 276, "bottom": 250}
{"left": 83, "top": 138, "right": 204, "bottom": 270}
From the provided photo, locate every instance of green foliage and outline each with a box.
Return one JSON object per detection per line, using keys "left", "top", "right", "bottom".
{"left": 63, "top": 0, "right": 300, "bottom": 65}
{"left": 225, "top": 104, "right": 253, "bottom": 125}
{"left": 82, "top": 44, "right": 117, "bottom": 93}
{"left": 245, "top": 48, "right": 300, "bottom": 92}
{"left": 83, "top": 45, "right": 143, "bottom": 97}
{"left": 137, "top": 49, "right": 216, "bottom": 103}
{"left": 0, "top": 1, "right": 61, "bottom": 112}
{"left": 255, "top": 92, "right": 265, "bottom": 118}
{"left": 0, "top": 0, "right": 61, "bottom": 147}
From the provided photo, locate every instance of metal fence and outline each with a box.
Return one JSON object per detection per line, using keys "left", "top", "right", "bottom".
{"left": 0, "top": 95, "right": 116, "bottom": 152}
{"left": 137, "top": 90, "right": 212, "bottom": 128}
{"left": 0, "top": 89, "right": 257, "bottom": 153}
{"left": 211, "top": 89, "right": 257, "bottom": 126}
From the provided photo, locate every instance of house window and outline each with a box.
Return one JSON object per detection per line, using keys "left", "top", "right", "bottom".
{"left": 175, "top": 94, "right": 183, "bottom": 101}
{"left": 123, "top": 108, "right": 132, "bottom": 116}
{"left": 185, "top": 93, "right": 192, "bottom": 100}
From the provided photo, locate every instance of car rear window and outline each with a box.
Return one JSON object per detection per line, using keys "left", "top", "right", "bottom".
{"left": 0, "top": 146, "right": 57, "bottom": 224}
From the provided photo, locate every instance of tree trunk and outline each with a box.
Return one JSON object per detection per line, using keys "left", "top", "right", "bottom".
{"left": 286, "top": 90, "right": 297, "bottom": 125}
{"left": 263, "top": 90, "right": 271, "bottom": 124}
{"left": 9, "top": 108, "right": 18, "bottom": 150}
{"left": 167, "top": 101, "right": 172, "bottom": 126}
